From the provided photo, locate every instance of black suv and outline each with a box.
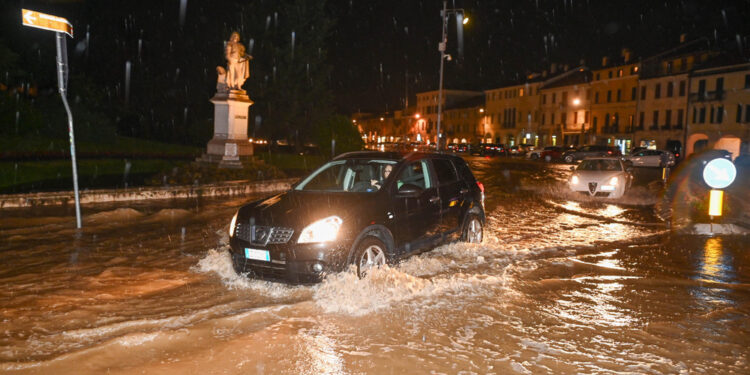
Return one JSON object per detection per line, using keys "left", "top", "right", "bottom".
{"left": 228, "top": 152, "right": 486, "bottom": 283}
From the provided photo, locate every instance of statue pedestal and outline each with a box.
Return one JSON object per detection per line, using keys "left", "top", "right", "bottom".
{"left": 200, "top": 90, "right": 254, "bottom": 168}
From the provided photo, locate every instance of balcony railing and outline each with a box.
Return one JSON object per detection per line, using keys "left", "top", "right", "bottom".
{"left": 689, "top": 90, "right": 725, "bottom": 102}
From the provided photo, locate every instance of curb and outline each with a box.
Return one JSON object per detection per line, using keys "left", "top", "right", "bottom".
{"left": 0, "top": 178, "right": 298, "bottom": 209}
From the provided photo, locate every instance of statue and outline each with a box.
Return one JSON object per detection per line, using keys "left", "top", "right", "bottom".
{"left": 218, "top": 31, "right": 251, "bottom": 92}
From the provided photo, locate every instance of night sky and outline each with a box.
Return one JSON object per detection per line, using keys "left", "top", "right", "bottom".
{"left": 3, "top": 0, "right": 749, "bottom": 115}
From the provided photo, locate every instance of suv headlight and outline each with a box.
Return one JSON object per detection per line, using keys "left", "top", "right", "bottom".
{"left": 298, "top": 216, "right": 342, "bottom": 243}
{"left": 229, "top": 212, "right": 238, "bottom": 237}
{"left": 609, "top": 176, "right": 619, "bottom": 185}
{"left": 571, "top": 175, "right": 579, "bottom": 184}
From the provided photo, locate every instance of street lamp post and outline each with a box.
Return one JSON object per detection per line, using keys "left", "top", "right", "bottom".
{"left": 435, "top": 0, "right": 466, "bottom": 151}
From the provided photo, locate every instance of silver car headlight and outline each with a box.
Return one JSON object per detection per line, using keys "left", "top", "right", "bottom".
{"left": 229, "top": 211, "right": 239, "bottom": 237}
{"left": 298, "top": 216, "right": 343, "bottom": 243}
{"left": 609, "top": 176, "right": 619, "bottom": 185}
{"left": 571, "top": 175, "right": 579, "bottom": 185}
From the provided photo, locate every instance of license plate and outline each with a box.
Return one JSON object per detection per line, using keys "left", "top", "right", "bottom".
{"left": 244, "top": 248, "right": 270, "bottom": 262}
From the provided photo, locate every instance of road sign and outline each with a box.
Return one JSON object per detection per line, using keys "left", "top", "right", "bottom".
{"left": 702, "top": 158, "right": 737, "bottom": 189}
{"left": 21, "top": 9, "right": 73, "bottom": 38}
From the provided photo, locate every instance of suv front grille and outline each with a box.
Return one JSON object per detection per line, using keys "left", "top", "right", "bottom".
{"left": 235, "top": 223, "right": 294, "bottom": 245}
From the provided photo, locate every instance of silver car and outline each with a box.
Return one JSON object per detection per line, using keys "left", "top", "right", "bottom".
{"left": 625, "top": 149, "right": 676, "bottom": 168}
{"left": 568, "top": 157, "right": 633, "bottom": 198}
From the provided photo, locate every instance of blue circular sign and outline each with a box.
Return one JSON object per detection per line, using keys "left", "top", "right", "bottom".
{"left": 702, "top": 158, "right": 737, "bottom": 189}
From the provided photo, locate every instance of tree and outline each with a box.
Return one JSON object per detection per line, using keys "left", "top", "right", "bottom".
{"left": 315, "top": 114, "right": 363, "bottom": 157}
{"left": 242, "top": 0, "right": 335, "bottom": 147}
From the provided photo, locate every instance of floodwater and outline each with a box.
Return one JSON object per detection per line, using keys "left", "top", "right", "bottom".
{"left": 1, "top": 157, "right": 748, "bottom": 374}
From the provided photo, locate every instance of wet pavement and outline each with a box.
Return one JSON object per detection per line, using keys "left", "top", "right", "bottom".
{"left": 0, "top": 156, "right": 748, "bottom": 374}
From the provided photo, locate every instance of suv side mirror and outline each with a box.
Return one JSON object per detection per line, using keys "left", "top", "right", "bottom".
{"left": 396, "top": 183, "right": 423, "bottom": 198}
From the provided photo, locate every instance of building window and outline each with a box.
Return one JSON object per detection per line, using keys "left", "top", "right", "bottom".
{"left": 596, "top": 73, "right": 600, "bottom": 80}
{"left": 745, "top": 74, "right": 750, "bottom": 89}
{"left": 710, "top": 106, "right": 715, "bottom": 123}
{"left": 618, "top": 69, "right": 623, "bottom": 77}
{"left": 608, "top": 71, "right": 613, "bottom": 79}
{"left": 595, "top": 92, "right": 600, "bottom": 103}
{"left": 737, "top": 104, "right": 743, "bottom": 123}
{"left": 552, "top": 93, "right": 557, "bottom": 104}
{"left": 617, "top": 89, "right": 622, "bottom": 102}
{"left": 562, "top": 91, "right": 568, "bottom": 106}
{"left": 677, "top": 109, "right": 684, "bottom": 128}
{"left": 593, "top": 116, "right": 598, "bottom": 130}
{"left": 561, "top": 112, "right": 567, "bottom": 125}
{"left": 692, "top": 107, "right": 697, "bottom": 123}
{"left": 665, "top": 110, "right": 672, "bottom": 127}
{"left": 605, "top": 113, "right": 610, "bottom": 127}
{"left": 573, "top": 111, "right": 578, "bottom": 124}
{"left": 655, "top": 83, "right": 661, "bottom": 99}
{"left": 717, "top": 106, "right": 724, "bottom": 123}
{"left": 541, "top": 113, "right": 545, "bottom": 125}
{"left": 551, "top": 113, "right": 555, "bottom": 124}
{"left": 679, "top": 81, "right": 686, "bottom": 96}
{"left": 667, "top": 82, "right": 674, "bottom": 97}
{"left": 699, "top": 107, "right": 706, "bottom": 123}
{"left": 652, "top": 110, "right": 659, "bottom": 128}
{"left": 746, "top": 104, "right": 750, "bottom": 122}
{"left": 698, "top": 80, "right": 706, "bottom": 98}
{"left": 631, "top": 87, "right": 637, "bottom": 101}
{"left": 585, "top": 111, "right": 589, "bottom": 123}
{"left": 641, "top": 86, "right": 647, "bottom": 100}
{"left": 607, "top": 90, "right": 612, "bottom": 103}
{"left": 716, "top": 77, "right": 724, "bottom": 94}
{"left": 542, "top": 94, "right": 546, "bottom": 105}
{"left": 639, "top": 112, "right": 645, "bottom": 128}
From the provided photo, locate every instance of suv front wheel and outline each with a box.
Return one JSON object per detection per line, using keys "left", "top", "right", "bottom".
{"left": 352, "top": 237, "right": 388, "bottom": 278}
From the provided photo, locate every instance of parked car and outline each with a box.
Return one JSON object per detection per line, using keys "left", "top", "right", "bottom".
{"left": 509, "top": 144, "right": 534, "bottom": 157}
{"left": 228, "top": 151, "right": 486, "bottom": 283}
{"left": 562, "top": 145, "right": 621, "bottom": 163}
{"left": 624, "top": 149, "right": 676, "bottom": 167}
{"left": 455, "top": 143, "right": 469, "bottom": 153}
{"left": 471, "top": 143, "right": 507, "bottom": 156}
{"left": 568, "top": 157, "right": 633, "bottom": 198}
{"left": 528, "top": 146, "right": 566, "bottom": 161}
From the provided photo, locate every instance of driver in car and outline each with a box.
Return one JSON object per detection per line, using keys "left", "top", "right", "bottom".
{"left": 370, "top": 164, "right": 393, "bottom": 190}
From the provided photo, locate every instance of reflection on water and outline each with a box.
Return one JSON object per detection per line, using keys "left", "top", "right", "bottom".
{"left": 699, "top": 237, "right": 731, "bottom": 283}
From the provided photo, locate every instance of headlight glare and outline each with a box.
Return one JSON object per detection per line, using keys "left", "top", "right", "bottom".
{"left": 609, "top": 176, "right": 619, "bottom": 185}
{"left": 571, "top": 175, "right": 579, "bottom": 184}
{"left": 229, "top": 212, "right": 238, "bottom": 237}
{"left": 298, "top": 216, "right": 343, "bottom": 243}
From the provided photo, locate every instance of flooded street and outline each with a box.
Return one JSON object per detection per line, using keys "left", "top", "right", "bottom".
{"left": 1, "top": 157, "right": 748, "bottom": 374}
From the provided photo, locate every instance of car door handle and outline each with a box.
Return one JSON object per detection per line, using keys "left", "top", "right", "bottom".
{"left": 459, "top": 188, "right": 469, "bottom": 194}
{"left": 429, "top": 196, "right": 440, "bottom": 203}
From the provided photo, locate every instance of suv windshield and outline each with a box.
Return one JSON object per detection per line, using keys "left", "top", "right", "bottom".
{"left": 295, "top": 159, "right": 397, "bottom": 192}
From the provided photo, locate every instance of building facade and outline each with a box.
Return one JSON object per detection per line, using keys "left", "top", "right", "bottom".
{"left": 686, "top": 62, "right": 750, "bottom": 158}
{"left": 589, "top": 61, "right": 639, "bottom": 153}
{"left": 485, "top": 80, "right": 542, "bottom": 146}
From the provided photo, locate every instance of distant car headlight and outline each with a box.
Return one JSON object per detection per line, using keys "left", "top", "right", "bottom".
{"left": 571, "top": 175, "right": 579, "bottom": 184}
{"left": 609, "top": 176, "right": 619, "bottom": 185}
{"left": 229, "top": 211, "right": 238, "bottom": 237}
{"left": 298, "top": 216, "right": 343, "bottom": 243}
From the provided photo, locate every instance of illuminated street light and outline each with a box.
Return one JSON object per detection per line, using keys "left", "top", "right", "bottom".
{"left": 415, "top": 113, "right": 421, "bottom": 119}
{"left": 573, "top": 98, "right": 581, "bottom": 106}
{"left": 463, "top": 17, "right": 469, "bottom": 24}
{"left": 479, "top": 108, "right": 484, "bottom": 113}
